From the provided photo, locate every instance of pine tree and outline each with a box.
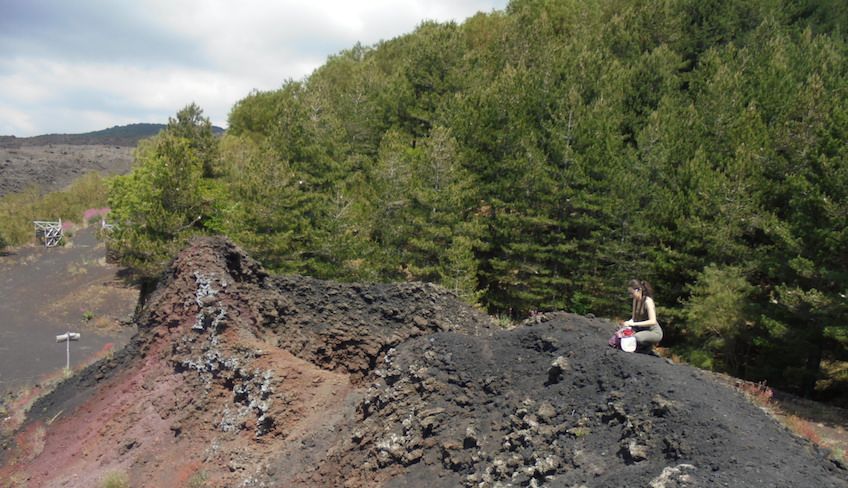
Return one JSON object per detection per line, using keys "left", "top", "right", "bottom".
{"left": 108, "top": 105, "right": 221, "bottom": 280}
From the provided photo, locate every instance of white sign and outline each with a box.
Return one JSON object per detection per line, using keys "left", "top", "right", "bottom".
{"left": 56, "top": 332, "right": 81, "bottom": 369}
{"left": 56, "top": 332, "right": 81, "bottom": 342}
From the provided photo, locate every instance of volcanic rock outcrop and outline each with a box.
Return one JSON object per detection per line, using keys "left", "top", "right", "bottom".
{"left": 2, "top": 237, "right": 846, "bottom": 487}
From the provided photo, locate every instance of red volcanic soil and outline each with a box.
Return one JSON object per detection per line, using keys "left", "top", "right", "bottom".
{"left": 1, "top": 237, "right": 846, "bottom": 487}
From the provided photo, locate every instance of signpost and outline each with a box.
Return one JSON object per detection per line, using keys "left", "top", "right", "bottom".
{"left": 56, "top": 332, "right": 81, "bottom": 370}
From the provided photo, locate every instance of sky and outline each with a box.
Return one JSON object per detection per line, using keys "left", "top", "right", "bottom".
{"left": 0, "top": 0, "right": 508, "bottom": 137}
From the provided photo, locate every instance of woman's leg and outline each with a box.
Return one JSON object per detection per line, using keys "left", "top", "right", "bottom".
{"left": 634, "top": 328, "right": 662, "bottom": 351}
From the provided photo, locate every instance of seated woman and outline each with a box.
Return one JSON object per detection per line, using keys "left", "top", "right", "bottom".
{"left": 622, "top": 279, "right": 663, "bottom": 353}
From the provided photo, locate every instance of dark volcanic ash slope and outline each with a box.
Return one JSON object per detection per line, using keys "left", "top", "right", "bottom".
{"left": 316, "top": 317, "right": 847, "bottom": 488}
{"left": 2, "top": 237, "right": 846, "bottom": 488}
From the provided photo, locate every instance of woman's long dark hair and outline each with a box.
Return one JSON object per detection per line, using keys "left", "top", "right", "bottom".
{"left": 628, "top": 279, "right": 654, "bottom": 319}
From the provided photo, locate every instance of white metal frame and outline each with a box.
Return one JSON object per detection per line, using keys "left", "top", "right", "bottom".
{"left": 33, "top": 220, "right": 64, "bottom": 247}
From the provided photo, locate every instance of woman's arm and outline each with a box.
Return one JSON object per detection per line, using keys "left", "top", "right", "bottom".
{"left": 629, "top": 297, "right": 658, "bottom": 327}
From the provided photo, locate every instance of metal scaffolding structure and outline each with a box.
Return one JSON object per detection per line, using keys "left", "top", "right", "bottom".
{"left": 33, "top": 220, "right": 64, "bottom": 247}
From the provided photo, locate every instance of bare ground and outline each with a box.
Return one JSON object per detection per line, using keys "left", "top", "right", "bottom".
{"left": 1, "top": 237, "right": 845, "bottom": 487}
{"left": 0, "top": 226, "right": 137, "bottom": 399}
{"left": 0, "top": 145, "right": 134, "bottom": 197}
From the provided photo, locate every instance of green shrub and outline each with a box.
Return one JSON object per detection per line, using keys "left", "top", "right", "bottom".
{"left": 0, "top": 173, "right": 111, "bottom": 247}
{"left": 685, "top": 349, "right": 715, "bottom": 371}
{"left": 187, "top": 471, "right": 208, "bottom": 488}
{"left": 101, "top": 471, "right": 130, "bottom": 488}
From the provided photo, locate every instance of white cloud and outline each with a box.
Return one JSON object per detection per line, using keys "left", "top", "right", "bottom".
{"left": 0, "top": 105, "right": 37, "bottom": 136}
{"left": 0, "top": 0, "right": 508, "bottom": 136}
{"left": 0, "top": 57, "right": 251, "bottom": 130}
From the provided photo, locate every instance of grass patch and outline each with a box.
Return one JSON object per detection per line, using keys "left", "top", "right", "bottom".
{"left": 101, "top": 471, "right": 130, "bottom": 488}
{"left": 732, "top": 378, "right": 848, "bottom": 466}
{"left": 0, "top": 173, "right": 111, "bottom": 248}
{"left": 187, "top": 471, "right": 209, "bottom": 487}
{"left": 67, "top": 262, "right": 90, "bottom": 276}
{"left": 567, "top": 426, "right": 591, "bottom": 438}
{"left": 495, "top": 314, "right": 516, "bottom": 329}
{"left": 736, "top": 380, "right": 774, "bottom": 407}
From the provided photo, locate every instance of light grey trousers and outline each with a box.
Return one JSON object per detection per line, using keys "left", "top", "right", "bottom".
{"left": 634, "top": 324, "right": 663, "bottom": 348}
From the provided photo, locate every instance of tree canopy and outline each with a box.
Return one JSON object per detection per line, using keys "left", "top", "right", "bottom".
{"left": 108, "top": 0, "right": 848, "bottom": 401}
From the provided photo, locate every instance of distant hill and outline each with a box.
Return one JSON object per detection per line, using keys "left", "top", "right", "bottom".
{"left": 0, "top": 123, "right": 225, "bottom": 148}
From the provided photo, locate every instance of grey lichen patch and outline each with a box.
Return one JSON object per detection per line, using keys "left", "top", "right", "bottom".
{"left": 193, "top": 271, "right": 229, "bottom": 332}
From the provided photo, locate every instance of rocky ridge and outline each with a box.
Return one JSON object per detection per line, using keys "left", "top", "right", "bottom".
{"left": 1, "top": 237, "right": 846, "bottom": 487}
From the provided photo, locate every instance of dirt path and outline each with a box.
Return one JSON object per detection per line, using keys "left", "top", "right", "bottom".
{"left": 0, "top": 226, "right": 137, "bottom": 399}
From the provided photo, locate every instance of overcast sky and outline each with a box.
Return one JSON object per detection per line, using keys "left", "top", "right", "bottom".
{"left": 0, "top": 0, "right": 508, "bottom": 137}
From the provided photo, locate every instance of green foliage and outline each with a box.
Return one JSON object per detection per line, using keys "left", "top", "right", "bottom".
{"left": 108, "top": 105, "right": 223, "bottom": 281}
{"left": 0, "top": 190, "right": 34, "bottom": 247}
{"left": 167, "top": 102, "right": 219, "bottom": 177}
{"left": 682, "top": 265, "right": 756, "bottom": 375}
{"left": 215, "top": 134, "right": 329, "bottom": 275}
{"left": 369, "top": 126, "right": 484, "bottom": 302}
{"left": 187, "top": 471, "right": 209, "bottom": 488}
{"left": 101, "top": 471, "right": 130, "bottom": 488}
{"left": 0, "top": 173, "right": 111, "bottom": 247}
{"left": 685, "top": 348, "right": 716, "bottom": 371}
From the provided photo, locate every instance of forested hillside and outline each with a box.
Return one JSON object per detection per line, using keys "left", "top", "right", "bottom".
{"left": 0, "top": 124, "right": 165, "bottom": 147}
{"left": 107, "top": 0, "right": 848, "bottom": 401}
